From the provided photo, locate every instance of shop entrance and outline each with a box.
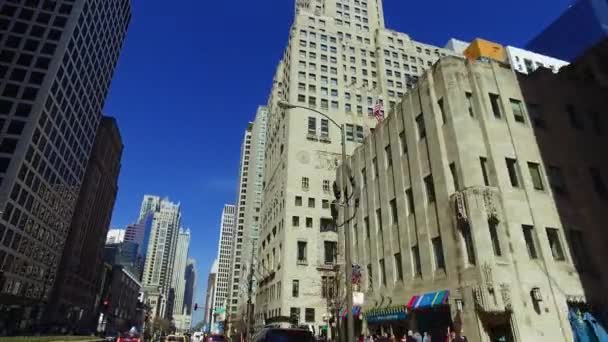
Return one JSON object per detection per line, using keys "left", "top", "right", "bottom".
{"left": 481, "top": 313, "right": 514, "bottom": 342}
{"left": 411, "top": 306, "right": 452, "bottom": 339}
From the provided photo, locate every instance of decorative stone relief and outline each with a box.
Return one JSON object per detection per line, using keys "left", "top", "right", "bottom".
{"left": 483, "top": 188, "right": 499, "bottom": 223}
{"left": 500, "top": 283, "right": 512, "bottom": 310}
{"left": 454, "top": 192, "right": 468, "bottom": 223}
{"left": 315, "top": 151, "right": 341, "bottom": 171}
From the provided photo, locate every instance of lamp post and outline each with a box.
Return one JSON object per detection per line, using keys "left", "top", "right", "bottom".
{"left": 278, "top": 101, "right": 355, "bottom": 342}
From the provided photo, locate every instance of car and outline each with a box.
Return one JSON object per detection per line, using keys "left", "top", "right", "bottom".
{"left": 203, "top": 334, "right": 226, "bottom": 342}
{"left": 252, "top": 327, "right": 314, "bottom": 342}
{"left": 192, "top": 332, "right": 204, "bottom": 342}
{"left": 117, "top": 332, "right": 142, "bottom": 342}
{"left": 165, "top": 335, "right": 187, "bottom": 342}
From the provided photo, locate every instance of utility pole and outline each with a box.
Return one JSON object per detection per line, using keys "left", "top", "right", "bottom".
{"left": 340, "top": 124, "right": 355, "bottom": 342}
{"left": 245, "top": 242, "right": 255, "bottom": 341}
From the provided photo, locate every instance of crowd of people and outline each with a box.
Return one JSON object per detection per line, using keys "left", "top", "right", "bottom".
{"left": 356, "top": 329, "right": 468, "bottom": 342}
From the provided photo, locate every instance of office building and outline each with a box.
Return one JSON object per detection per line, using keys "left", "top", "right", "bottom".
{"left": 526, "top": 0, "right": 608, "bottom": 61}
{"left": 95, "top": 264, "right": 141, "bottom": 335}
{"left": 104, "top": 241, "right": 139, "bottom": 276}
{"left": 518, "top": 40, "right": 608, "bottom": 325}
{"left": 124, "top": 213, "right": 153, "bottom": 280}
{"left": 211, "top": 204, "right": 236, "bottom": 332}
{"left": 446, "top": 38, "right": 569, "bottom": 75}
{"left": 336, "top": 55, "right": 587, "bottom": 341}
{"left": 106, "top": 228, "right": 126, "bottom": 244}
{"left": 204, "top": 259, "right": 218, "bottom": 331}
{"left": 180, "top": 258, "right": 196, "bottom": 330}
{"left": 141, "top": 196, "right": 182, "bottom": 320}
{"left": 254, "top": 0, "right": 458, "bottom": 331}
{"left": 172, "top": 229, "right": 191, "bottom": 330}
{"left": 0, "top": 0, "right": 131, "bottom": 332}
{"left": 48, "top": 117, "right": 123, "bottom": 330}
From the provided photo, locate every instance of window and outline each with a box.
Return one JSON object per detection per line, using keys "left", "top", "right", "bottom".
{"left": 372, "top": 158, "right": 378, "bottom": 179}
{"left": 406, "top": 188, "right": 414, "bottom": 215}
{"left": 320, "top": 218, "right": 336, "bottom": 232}
{"left": 480, "top": 157, "right": 490, "bottom": 186}
{"left": 566, "top": 105, "right": 583, "bottom": 130}
{"left": 399, "top": 131, "right": 407, "bottom": 154}
{"left": 308, "top": 117, "right": 316, "bottom": 135}
{"left": 424, "top": 175, "right": 436, "bottom": 203}
{"left": 295, "top": 196, "right": 302, "bottom": 206}
{"left": 416, "top": 114, "right": 426, "bottom": 139}
{"left": 489, "top": 220, "right": 502, "bottom": 256}
{"left": 412, "top": 245, "right": 422, "bottom": 276}
{"left": 390, "top": 198, "right": 399, "bottom": 224}
{"left": 568, "top": 230, "right": 592, "bottom": 272}
{"left": 302, "top": 177, "right": 309, "bottom": 190}
{"left": 385, "top": 145, "right": 392, "bottom": 167}
{"left": 320, "top": 119, "right": 329, "bottom": 137}
{"left": 438, "top": 98, "right": 446, "bottom": 124}
{"left": 432, "top": 237, "right": 446, "bottom": 270}
{"left": 510, "top": 99, "right": 525, "bottom": 123}
{"left": 505, "top": 158, "right": 520, "bottom": 187}
{"left": 292, "top": 280, "right": 299, "bottom": 297}
{"left": 394, "top": 253, "right": 403, "bottom": 281}
{"left": 308, "top": 198, "right": 315, "bottom": 208}
{"left": 522, "top": 225, "right": 538, "bottom": 259}
{"left": 450, "top": 163, "right": 460, "bottom": 191}
{"left": 528, "top": 162, "right": 544, "bottom": 190}
{"left": 590, "top": 168, "right": 607, "bottom": 198}
{"left": 346, "top": 124, "right": 354, "bottom": 141}
{"left": 305, "top": 308, "right": 315, "bottom": 322}
{"left": 489, "top": 93, "right": 501, "bottom": 118}
{"left": 292, "top": 216, "right": 300, "bottom": 227}
{"left": 355, "top": 125, "right": 364, "bottom": 142}
{"left": 322, "top": 200, "right": 330, "bottom": 209}
{"left": 290, "top": 307, "right": 300, "bottom": 323}
{"left": 323, "top": 180, "right": 331, "bottom": 192}
{"left": 527, "top": 103, "right": 544, "bottom": 128}
{"left": 324, "top": 241, "right": 337, "bottom": 264}
{"left": 546, "top": 228, "right": 565, "bottom": 261}
{"left": 297, "top": 241, "right": 308, "bottom": 263}
{"left": 547, "top": 166, "right": 567, "bottom": 195}
{"left": 379, "top": 259, "right": 387, "bottom": 286}
{"left": 306, "top": 217, "right": 313, "bottom": 228}
{"left": 465, "top": 92, "right": 474, "bottom": 117}
{"left": 367, "top": 264, "right": 373, "bottom": 290}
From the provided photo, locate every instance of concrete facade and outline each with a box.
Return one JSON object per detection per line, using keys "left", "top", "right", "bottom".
{"left": 203, "top": 259, "right": 218, "bottom": 330}
{"left": 0, "top": 0, "right": 131, "bottom": 331}
{"left": 518, "top": 43, "right": 608, "bottom": 324}
{"left": 212, "top": 204, "right": 236, "bottom": 329}
{"left": 140, "top": 196, "right": 182, "bottom": 320}
{"left": 254, "top": 0, "right": 459, "bottom": 332}
{"left": 337, "top": 56, "right": 586, "bottom": 341}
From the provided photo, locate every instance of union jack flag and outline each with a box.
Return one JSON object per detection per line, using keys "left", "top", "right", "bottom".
{"left": 373, "top": 101, "right": 384, "bottom": 122}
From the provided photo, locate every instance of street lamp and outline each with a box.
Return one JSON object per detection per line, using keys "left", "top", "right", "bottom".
{"left": 278, "top": 101, "right": 355, "bottom": 342}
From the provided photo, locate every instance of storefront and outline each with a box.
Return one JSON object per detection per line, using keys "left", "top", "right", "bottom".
{"left": 406, "top": 290, "right": 452, "bottom": 338}
{"left": 364, "top": 306, "right": 408, "bottom": 337}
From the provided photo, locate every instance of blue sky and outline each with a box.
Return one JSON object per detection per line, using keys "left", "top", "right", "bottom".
{"left": 104, "top": 0, "right": 573, "bottom": 325}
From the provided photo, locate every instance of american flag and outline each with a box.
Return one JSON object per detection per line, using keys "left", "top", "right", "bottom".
{"left": 373, "top": 101, "right": 384, "bottom": 122}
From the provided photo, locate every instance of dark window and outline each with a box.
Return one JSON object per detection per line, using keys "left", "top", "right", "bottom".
{"left": 320, "top": 218, "right": 336, "bottom": 232}
{"left": 0, "top": 158, "right": 10, "bottom": 172}
{"left": 292, "top": 280, "right": 299, "bottom": 297}
{"left": 2, "top": 84, "right": 19, "bottom": 98}
{"left": 295, "top": 196, "right": 302, "bottom": 206}
{"left": 489, "top": 93, "right": 501, "bottom": 118}
{"left": 438, "top": 98, "right": 446, "bottom": 124}
{"left": 527, "top": 103, "right": 544, "bottom": 128}
{"left": 547, "top": 166, "right": 567, "bottom": 195}
{"left": 590, "top": 168, "right": 607, "bottom": 199}
{"left": 510, "top": 99, "right": 525, "bottom": 123}
{"left": 566, "top": 105, "right": 583, "bottom": 130}
{"left": 389, "top": 199, "right": 398, "bottom": 224}
{"left": 424, "top": 175, "right": 435, "bottom": 203}
{"left": 297, "top": 241, "right": 307, "bottom": 262}
{"left": 465, "top": 92, "right": 475, "bottom": 117}
{"left": 480, "top": 157, "right": 490, "bottom": 186}
{"left": 450, "top": 162, "right": 459, "bottom": 191}
{"left": 506, "top": 158, "right": 520, "bottom": 187}
{"left": 10, "top": 68, "right": 26, "bottom": 82}
{"left": 367, "top": 264, "right": 373, "bottom": 290}
{"left": 372, "top": 157, "right": 378, "bottom": 179}
{"left": 308, "top": 198, "right": 315, "bottom": 208}
{"left": 405, "top": 188, "right": 414, "bottom": 214}
{"left": 306, "top": 217, "right": 313, "bottom": 228}
{"left": 7, "top": 121, "right": 25, "bottom": 135}
{"left": 489, "top": 220, "right": 502, "bottom": 256}
{"left": 412, "top": 245, "right": 422, "bottom": 276}
{"left": 379, "top": 258, "right": 387, "bottom": 286}
{"left": 385, "top": 145, "right": 392, "bottom": 167}
{"left": 0, "top": 139, "right": 18, "bottom": 154}
{"left": 528, "top": 162, "right": 544, "bottom": 190}
{"left": 522, "top": 225, "right": 538, "bottom": 259}
{"left": 589, "top": 111, "right": 603, "bottom": 136}
{"left": 416, "top": 114, "right": 426, "bottom": 138}
{"left": 290, "top": 307, "right": 300, "bottom": 323}
{"left": 546, "top": 228, "right": 565, "bottom": 261}
{"left": 394, "top": 253, "right": 403, "bottom": 281}
{"left": 292, "top": 216, "right": 300, "bottom": 227}
{"left": 305, "top": 308, "right": 315, "bottom": 322}
{"left": 568, "top": 230, "right": 592, "bottom": 272}
{"left": 432, "top": 237, "right": 446, "bottom": 270}
{"left": 399, "top": 131, "right": 407, "bottom": 154}
{"left": 324, "top": 241, "right": 337, "bottom": 264}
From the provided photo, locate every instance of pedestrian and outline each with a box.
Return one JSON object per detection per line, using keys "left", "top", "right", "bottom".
{"left": 406, "top": 330, "right": 414, "bottom": 342}
{"left": 422, "top": 332, "right": 431, "bottom": 342}
{"left": 413, "top": 331, "right": 422, "bottom": 342}
{"left": 359, "top": 334, "right": 365, "bottom": 342}
{"left": 389, "top": 333, "right": 396, "bottom": 342}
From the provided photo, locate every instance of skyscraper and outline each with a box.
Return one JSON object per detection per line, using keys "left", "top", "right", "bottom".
{"left": 254, "top": 0, "right": 457, "bottom": 329}
{"left": 227, "top": 107, "right": 268, "bottom": 334}
{"left": 203, "top": 259, "right": 218, "bottom": 331}
{"left": 0, "top": 0, "right": 131, "bottom": 331}
{"left": 172, "top": 228, "right": 191, "bottom": 331}
{"left": 106, "top": 228, "right": 126, "bottom": 244}
{"left": 141, "top": 196, "right": 182, "bottom": 320}
{"left": 124, "top": 212, "right": 153, "bottom": 280}
{"left": 211, "top": 204, "right": 236, "bottom": 332}
{"left": 183, "top": 258, "right": 197, "bottom": 316}
{"left": 49, "top": 116, "right": 123, "bottom": 330}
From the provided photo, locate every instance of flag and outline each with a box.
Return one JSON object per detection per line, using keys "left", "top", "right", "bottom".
{"left": 373, "top": 101, "right": 384, "bottom": 122}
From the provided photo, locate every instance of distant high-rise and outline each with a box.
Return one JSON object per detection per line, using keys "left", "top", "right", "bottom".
{"left": 106, "top": 228, "right": 126, "bottom": 244}
{"left": 141, "top": 196, "right": 182, "bottom": 320}
{"left": 203, "top": 259, "right": 218, "bottom": 330}
{"left": 172, "top": 228, "right": 191, "bottom": 330}
{"left": 183, "top": 258, "right": 197, "bottom": 316}
{"left": 0, "top": 0, "right": 131, "bottom": 331}
{"left": 48, "top": 116, "right": 123, "bottom": 330}
{"left": 211, "top": 204, "right": 236, "bottom": 331}
{"left": 526, "top": 0, "right": 608, "bottom": 60}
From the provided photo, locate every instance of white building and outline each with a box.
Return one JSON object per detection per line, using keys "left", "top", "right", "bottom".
{"left": 204, "top": 259, "right": 219, "bottom": 330}
{"left": 141, "top": 195, "right": 182, "bottom": 319}
{"left": 172, "top": 229, "right": 191, "bottom": 331}
{"left": 212, "top": 204, "right": 237, "bottom": 329}
{"left": 253, "top": 0, "right": 459, "bottom": 332}
{"left": 227, "top": 107, "right": 269, "bottom": 333}
{"left": 445, "top": 38, "right": 569, "bottom": 74}
{"left": 106, "top": 228, "right": 125, "bottom": 244}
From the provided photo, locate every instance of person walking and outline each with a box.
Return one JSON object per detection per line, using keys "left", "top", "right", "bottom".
{"left": 422, "top": 332, "right": 431, "bottom": 342}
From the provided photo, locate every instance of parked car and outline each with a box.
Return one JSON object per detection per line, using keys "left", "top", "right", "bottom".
{"left": 252, "top": 327, "right": 314, "bottom": 342}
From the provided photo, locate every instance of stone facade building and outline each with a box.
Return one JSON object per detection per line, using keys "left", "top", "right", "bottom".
{"left": 338, "top": 56, "right": 586, "bottom": 341}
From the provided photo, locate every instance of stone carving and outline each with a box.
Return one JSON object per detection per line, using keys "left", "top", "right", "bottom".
{"left": 315, "top": 151, "right": 341, "bottom": 171}
{"left": 500, "top": 283, "right": 512, "bottom": 310}
{"left": 483, "top": 188, "right": 499, "bottom": 223}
